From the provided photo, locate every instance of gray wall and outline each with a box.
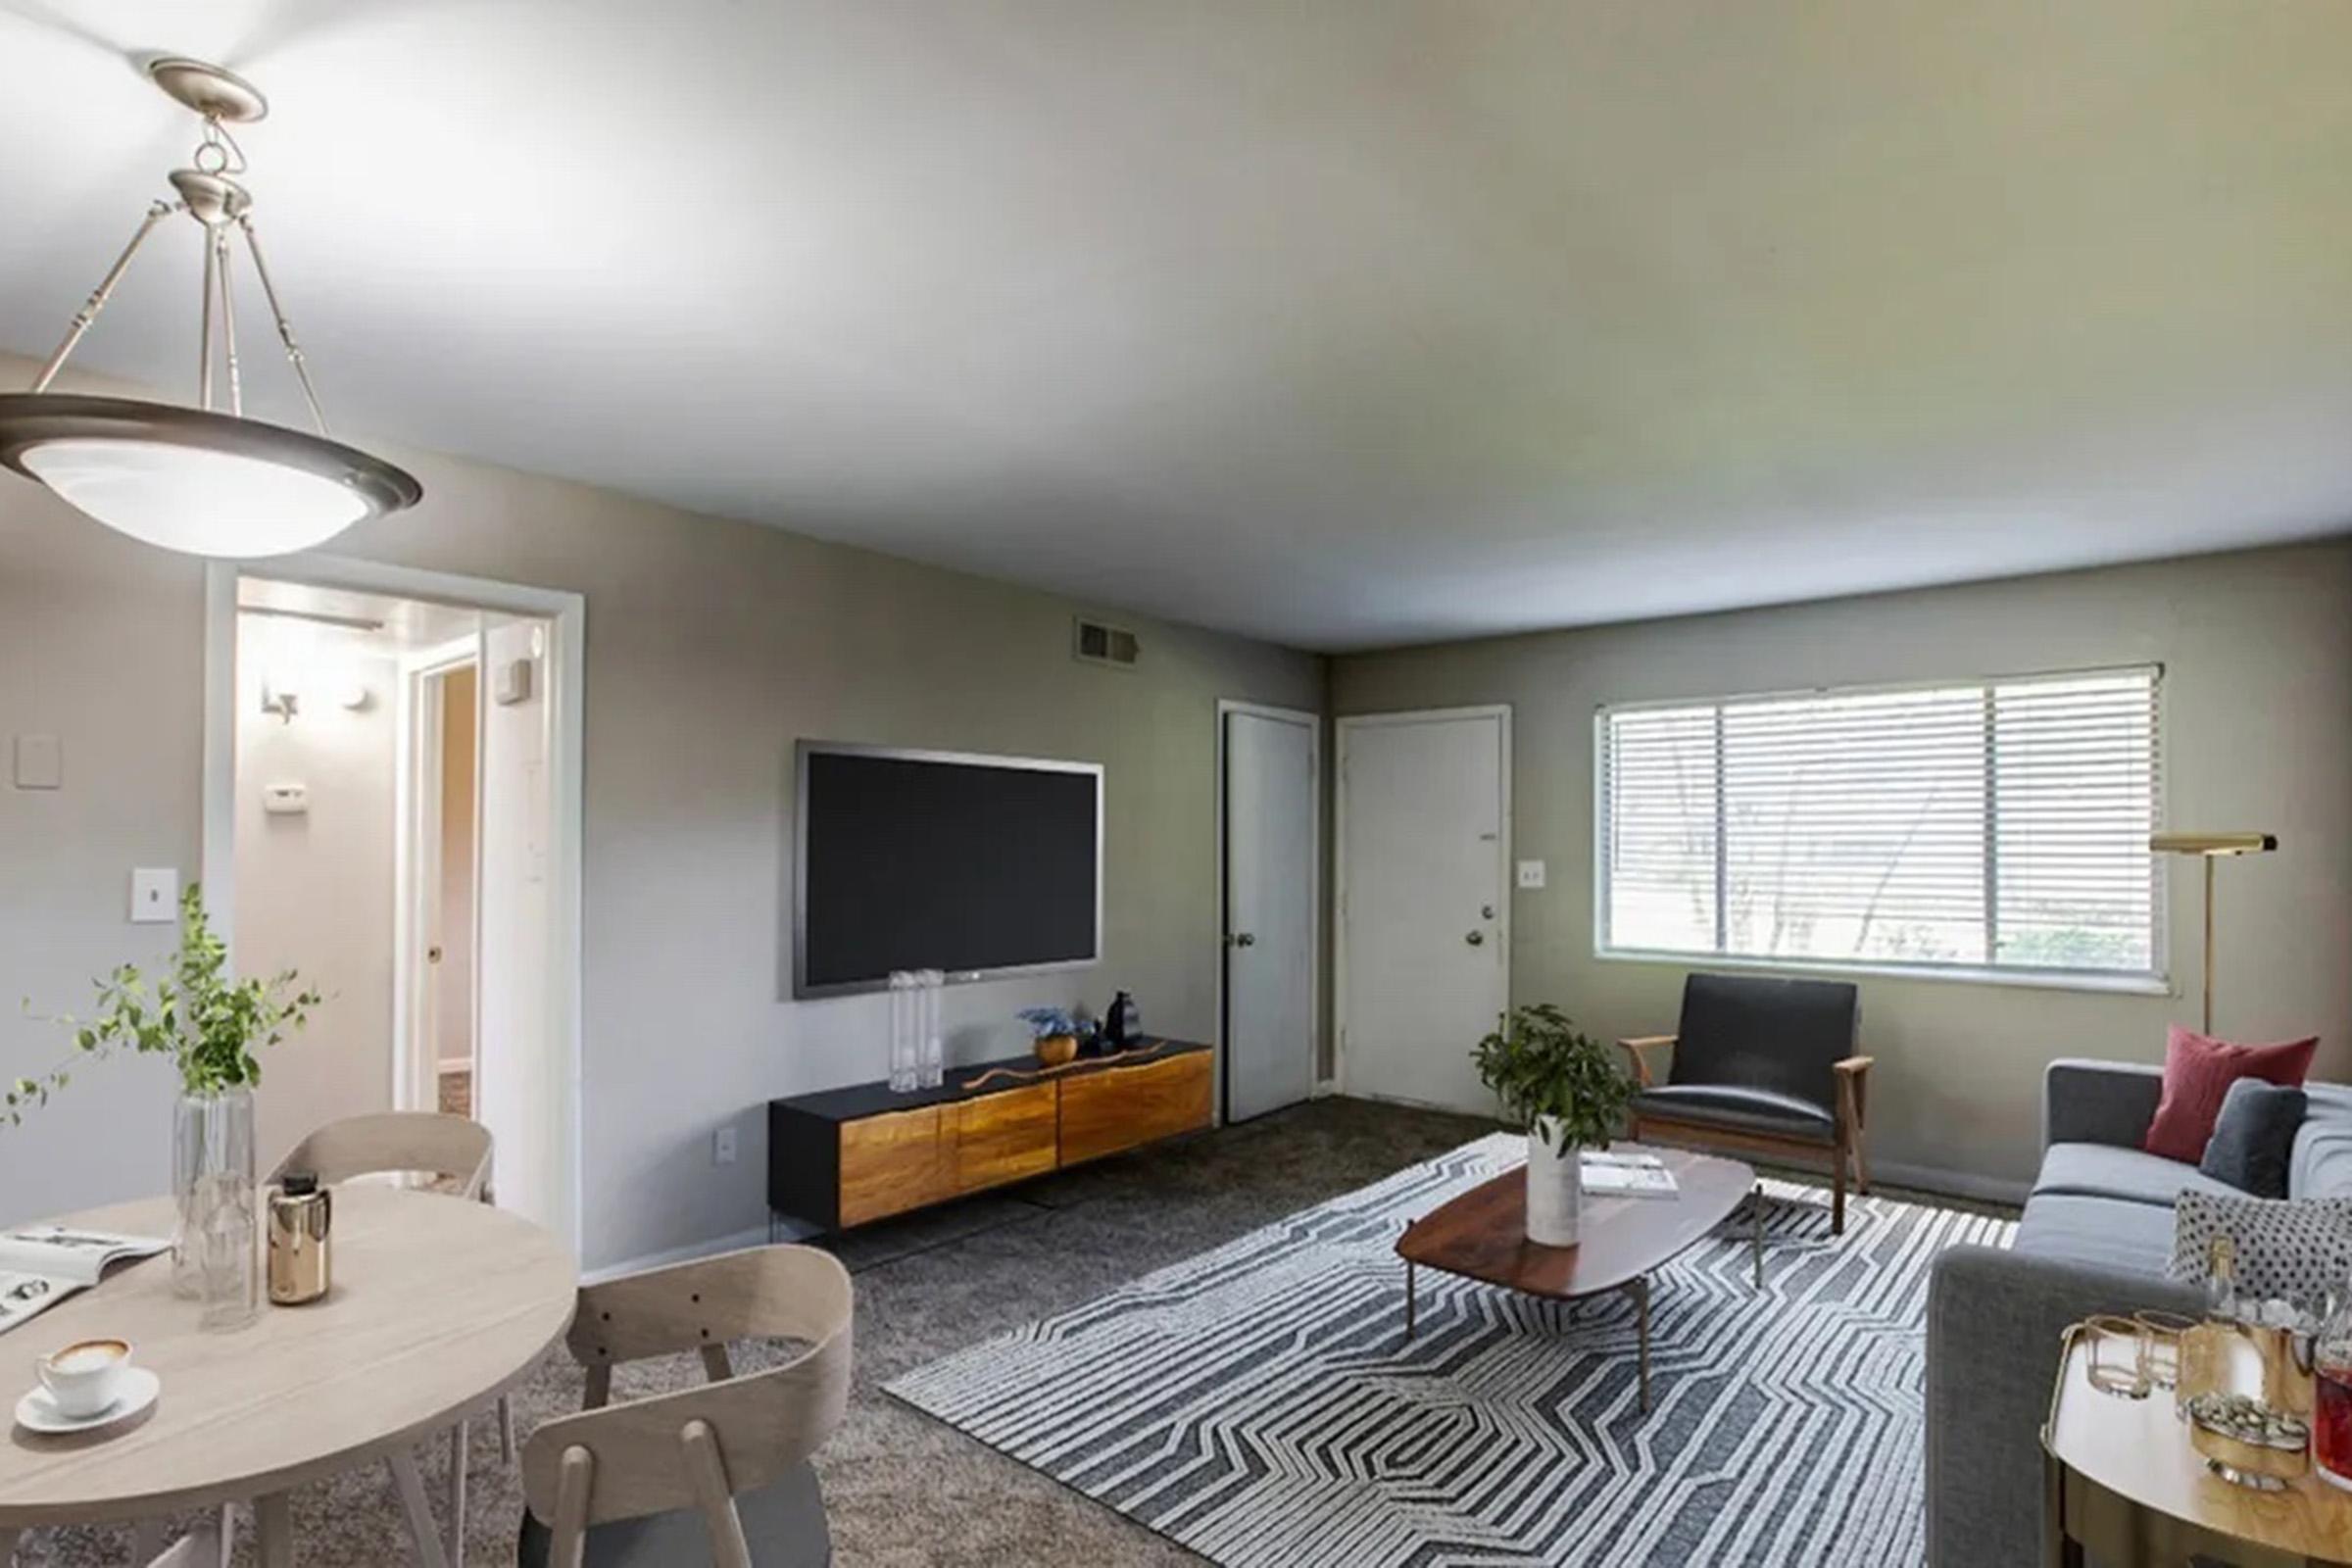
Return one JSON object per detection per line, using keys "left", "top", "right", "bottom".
{"left": 0, "top": 357, "right": 1324, "bottom": 1267}
{"left": 1333, "top": 542, "right": 2352, "bottom": 1196}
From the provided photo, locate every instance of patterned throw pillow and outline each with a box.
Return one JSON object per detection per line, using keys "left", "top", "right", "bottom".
{"left": 2168, "top": 1190, "right": 2352, "bottom": 1303}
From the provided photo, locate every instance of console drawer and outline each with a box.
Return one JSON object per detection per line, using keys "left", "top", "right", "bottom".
{"left": 839, "top": 1105, "right": 953, "bottom": 1226}
{"left": 953, "top": 1082, "right": 1059, "bottom": 1193}
{"left": 1059, "top": 1052, "right": 1212, "bottom": 1166}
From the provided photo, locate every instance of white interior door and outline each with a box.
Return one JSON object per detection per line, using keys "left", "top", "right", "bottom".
{"left": 476, "top": 616, "right": 558, "bottom": 1227}
{"left": 1224, "top": 706, "right": 1318, "bottom": 1123}
{"left": 1340, "top": 708, "right": 1509, "bottom": 1113}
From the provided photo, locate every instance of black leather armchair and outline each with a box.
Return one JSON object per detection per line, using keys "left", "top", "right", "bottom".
{"left": 1619, "top": 972, "right": 1875, "bottom": 1233}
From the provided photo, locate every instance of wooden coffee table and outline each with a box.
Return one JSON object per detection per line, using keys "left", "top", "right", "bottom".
{"left": 1395, "top": 1144, "right": 1761, "bottom": 1413}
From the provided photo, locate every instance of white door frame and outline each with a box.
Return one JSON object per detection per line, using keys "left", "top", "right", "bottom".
{"left": 1213, "top": 699, "right": 1325, "bottom": 1123}
{"left": 202, "top": 556, "right": 587, "bottom": 1259}
{"left": 395, "top": 637, "right": 481, "bottom": 1116}
{"left": 1333, "top": 705, "right": 1512, "bottom": 1102}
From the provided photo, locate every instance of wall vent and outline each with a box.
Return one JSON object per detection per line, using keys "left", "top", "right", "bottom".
{"left": 1072, "top": 616, "right": 1141, "bottom": 670}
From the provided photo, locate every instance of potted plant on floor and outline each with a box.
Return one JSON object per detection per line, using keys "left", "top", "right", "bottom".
{"left": 11, "top": 884, "right": 318, "bottom": 1326}
{"left": 1472, "top": 1003, "right": 1633, "bottom": 1247}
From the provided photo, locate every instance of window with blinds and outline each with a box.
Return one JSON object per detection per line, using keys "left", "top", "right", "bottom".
{"left": 1597, "top": 667, "right": 2161, "bottom": 980}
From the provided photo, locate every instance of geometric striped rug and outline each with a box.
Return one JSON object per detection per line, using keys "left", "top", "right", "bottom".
{"left": 888, "top": 1133, "right": 2014, "bottom": 1567}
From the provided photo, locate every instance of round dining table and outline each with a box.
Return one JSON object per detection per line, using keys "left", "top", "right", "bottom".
{"left": 0, "top": 1185, "right": 576, "bottom": 1567}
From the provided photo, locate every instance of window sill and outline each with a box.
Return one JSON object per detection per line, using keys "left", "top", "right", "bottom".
{"left": 1592, "top": 946, "right": 2174, "bottom": 999}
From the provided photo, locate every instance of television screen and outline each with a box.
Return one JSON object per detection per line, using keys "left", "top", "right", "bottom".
{"left": 795, "top": 744, "right": 1102, "bottom": 997}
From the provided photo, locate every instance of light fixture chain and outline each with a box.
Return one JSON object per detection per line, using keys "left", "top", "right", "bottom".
{"left": 237, "top": 215, "right": 330, "bottom": 436}
{"left": 28, "top": 200, "right": 181, "bottom": 393}
{"left": 193, "top": 117, "right": 248, "bottom": 177}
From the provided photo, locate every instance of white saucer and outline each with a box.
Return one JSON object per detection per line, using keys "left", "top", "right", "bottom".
{"left": 13, "top": 1367, "right": 160, "bottom": 1435}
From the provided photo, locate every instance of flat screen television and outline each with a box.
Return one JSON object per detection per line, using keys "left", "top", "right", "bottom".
{"left": 793, "top": 742, "right": 1103, "bottom": 998}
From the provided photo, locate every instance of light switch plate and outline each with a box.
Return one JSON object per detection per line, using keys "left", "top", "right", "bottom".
{"left": 1516, "top": 859, "right": 1547, "bottom": 890}
{"left": 12, "top": 734, "right": 61, "bottom": 790}
{"left": 712, "top": 1126, "right": 739, "bottom": 1165}
{"left": 130, "top": 867, "right": 178, "bottom": 923}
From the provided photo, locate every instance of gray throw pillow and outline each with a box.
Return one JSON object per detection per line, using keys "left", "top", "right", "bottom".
{"left": 2199, "top": 1079, "right": 2308, "bottom": 1198}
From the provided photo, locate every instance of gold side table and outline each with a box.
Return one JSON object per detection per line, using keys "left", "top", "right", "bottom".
{"left": 2042, "top": 1321, "right": 2352, "bottom": 1566}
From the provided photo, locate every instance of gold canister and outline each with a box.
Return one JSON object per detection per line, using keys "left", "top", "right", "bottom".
{"left": 267, "top": 1173, "right": 332, "bottom": 1305}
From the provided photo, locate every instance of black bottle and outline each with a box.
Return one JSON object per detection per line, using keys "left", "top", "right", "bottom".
{"left": 1103, "top": 991, "right": 1140, "bottom": 1050}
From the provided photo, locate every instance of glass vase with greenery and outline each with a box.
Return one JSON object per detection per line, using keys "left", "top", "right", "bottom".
{"left": 1471, "top": 1003, "right": 1633, "bottom": 1245}
{"left": 13, "top": 884, "right": 318, "bottom": 1317}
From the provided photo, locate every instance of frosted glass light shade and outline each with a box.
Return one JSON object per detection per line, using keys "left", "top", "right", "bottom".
{"left": 24, "top": 439, "right": 367, "bottom": 556}
{"left": 0, "top": 394, "right": 419, "bottom": 559}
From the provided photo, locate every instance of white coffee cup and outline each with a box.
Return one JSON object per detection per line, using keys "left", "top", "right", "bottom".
{"left": 34, "top": 1337, "right": 132, "bottom": 1419}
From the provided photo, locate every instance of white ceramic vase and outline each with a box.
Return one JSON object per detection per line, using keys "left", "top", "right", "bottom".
{"left": 1525, "top": 1120, "right": 1583, "bottom": 1247}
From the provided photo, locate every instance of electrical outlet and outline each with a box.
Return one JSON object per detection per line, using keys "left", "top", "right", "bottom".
{"left": 712, "top": 1126, "right": 738, "bottom": 1165}
{"left": 130, "top": 867, "right": 178, "bottom": 923}
{"left": 1516, "top": 859, "right": 1547, "bottom": 890}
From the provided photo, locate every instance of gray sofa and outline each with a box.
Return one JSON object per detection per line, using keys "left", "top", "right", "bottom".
{"left": 1925, "top": 1059, "right": 2352, "bottom": 1568}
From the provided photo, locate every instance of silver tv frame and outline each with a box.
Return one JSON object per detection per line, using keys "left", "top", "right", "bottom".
{"left": 792, "top": 740, "right": 1105, "bottom": 999}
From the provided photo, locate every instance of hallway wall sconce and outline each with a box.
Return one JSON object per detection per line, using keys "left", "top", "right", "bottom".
{"left": 260, "top": 675, "right": 300, "bottom": 723}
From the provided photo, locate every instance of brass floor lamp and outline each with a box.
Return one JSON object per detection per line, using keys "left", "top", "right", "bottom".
{"left": 2150, "top": 832, "right": 2279, "bottom": 1033}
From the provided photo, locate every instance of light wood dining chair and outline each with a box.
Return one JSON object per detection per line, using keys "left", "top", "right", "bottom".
{"left": 519, "top": 1245, "right": 854, "bottom": 1568}
{"left": 269, "top": 1111, "right": 502, "bottom": 1566}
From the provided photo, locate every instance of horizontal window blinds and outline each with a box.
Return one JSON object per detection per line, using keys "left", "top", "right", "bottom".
{"left": 1600, "top": 668, "right": 2159, "bottom": 977}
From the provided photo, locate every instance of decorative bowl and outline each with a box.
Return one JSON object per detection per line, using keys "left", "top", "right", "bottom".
{"left": 1034, "top": 1034, "right": 1079, "bottom": 1068}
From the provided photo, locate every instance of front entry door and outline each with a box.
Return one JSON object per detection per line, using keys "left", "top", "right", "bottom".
{"left": 1224, "top": 706, "right": 1319, "bottom": 1123}
{"left": 1340, "top": 708, "right": 1510, "bottom": 1113}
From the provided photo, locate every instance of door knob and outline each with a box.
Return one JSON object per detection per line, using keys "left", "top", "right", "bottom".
{"left": 1465, "top": 930, "right": 1485, "bottom": 946}
{"left": 427, "top": 946, "right": 444, "bottom": 963}
{"left": 1232, "top": 932, "right": 1256, "bottom": 948}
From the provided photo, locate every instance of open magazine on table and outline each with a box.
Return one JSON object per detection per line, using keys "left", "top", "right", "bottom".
{"left": 1579, "top": 1149, "right": 1680, "bottom": 1200}
{"left": 0, "top": 1225, "right": 170, "bottom": 1337}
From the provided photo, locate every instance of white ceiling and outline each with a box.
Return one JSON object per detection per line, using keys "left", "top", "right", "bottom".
{"left": 3, "top": 1, "right": 2348, "bottom": 652}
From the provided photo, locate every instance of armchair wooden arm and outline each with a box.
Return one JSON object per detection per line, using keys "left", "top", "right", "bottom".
{"left": 1616, "top": 1035, "right": 1676, "bottom": 1088}
{"left": 1833, "top": 1054, "right": 1874, "bottom": 1135}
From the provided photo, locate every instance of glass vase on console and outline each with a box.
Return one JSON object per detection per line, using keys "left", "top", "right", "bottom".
{"left": 172, "top": 1086, "right": 260, "bottom": 1330}
{"left": 917, "top": 970, "right": 945, "bottom": 1089}
{"left": 888, "top": 971, "right": 918, "bottom": 1093}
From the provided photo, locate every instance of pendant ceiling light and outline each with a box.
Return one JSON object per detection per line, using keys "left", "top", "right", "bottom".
{"left": 0, "top": 58, "right": 419, "bottom": 557}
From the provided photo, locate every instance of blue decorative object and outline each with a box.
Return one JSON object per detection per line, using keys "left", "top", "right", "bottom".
{"left": 1017, "top": 1006, "right": 1092, "bottom": 1042}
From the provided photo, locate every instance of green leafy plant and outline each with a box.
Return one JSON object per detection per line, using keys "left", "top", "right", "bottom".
{"left": 1471, "top": 1003, "right": 1634, "bottom": 1152}
{"left": 7, "top": 883, "right": 319, "bottom": 1125}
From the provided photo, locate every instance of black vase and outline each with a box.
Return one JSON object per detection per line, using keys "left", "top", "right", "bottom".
{"left": 1103, "top": 991, "right": 1140, "bottom": 1049}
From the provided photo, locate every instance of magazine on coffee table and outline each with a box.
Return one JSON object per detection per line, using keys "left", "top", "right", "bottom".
{"left": 0, "top": 1226, "right": 169, "bottom": 1337}
{"left": 1579, "top": 1150, "right": 1680, "bottom": 1200}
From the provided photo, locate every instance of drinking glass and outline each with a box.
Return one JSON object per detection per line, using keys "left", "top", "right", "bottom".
{"left": 2085, "top": 1314, "right": 2150, "bottom": 1399}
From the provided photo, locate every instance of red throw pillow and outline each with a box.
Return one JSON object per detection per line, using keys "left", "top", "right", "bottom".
{"left": 2143, "top": 1025, "right": 2319, "bottom": 1163}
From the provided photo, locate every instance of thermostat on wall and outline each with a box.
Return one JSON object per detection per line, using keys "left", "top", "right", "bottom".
{"left": 494, "top": 656, "right": 535, "bottom": 707}
{"left": 262, "top": 782, "right": 310, "bottom": 816}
